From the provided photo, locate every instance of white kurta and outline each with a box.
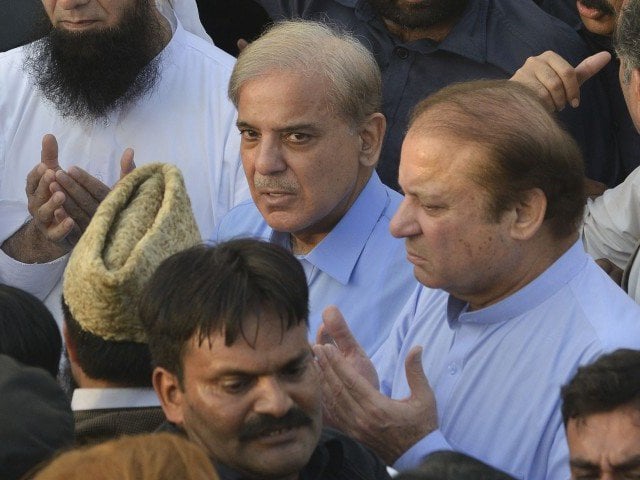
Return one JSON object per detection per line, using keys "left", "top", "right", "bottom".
{"left": 583, "top": 166, "right": 640, "bottom": 304}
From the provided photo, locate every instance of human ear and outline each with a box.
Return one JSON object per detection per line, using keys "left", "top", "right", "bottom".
{"left": 358, "top": 113, "right": 386, "bottom": 168}
{"left": 510, "top": 188, "right": 547, "bottom": 241}
{"left": 152, "top": 367, "right": 186, "bottom": 426}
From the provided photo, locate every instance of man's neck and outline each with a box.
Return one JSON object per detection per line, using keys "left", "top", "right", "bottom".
{"left": 289, "top": 170, "right": 373, "bottom": 255}
{"left": 465, "top": 232, "right": 579, "bottom": 311}
{"left": 382, "top": 16, "right": 459, "bottom": 43}
{"left": 152, "top": 8, "right": 173, "bottom": 55}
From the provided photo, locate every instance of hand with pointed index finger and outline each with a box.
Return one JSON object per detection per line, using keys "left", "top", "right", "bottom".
{"left": 511, "top": 50, "right": 611, "bottom": 112}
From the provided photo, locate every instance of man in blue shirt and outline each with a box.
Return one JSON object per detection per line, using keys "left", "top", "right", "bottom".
{"left": 254, "top": 0, "right": 611, "bottom": 189}
{"left": 313, "top": 80, "right": 640, "bottom": 478}
{"left": 215, "top": 20, "right": 419, "bottom": 357}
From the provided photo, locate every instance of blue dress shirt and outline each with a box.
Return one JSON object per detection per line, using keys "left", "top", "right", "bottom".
{"left": 215, "top": 173, "right": 419, "bottom": 357}
{"left": 256, "top": 0, "right": 611, "bottom": 189}
{"left": 372, "top": 241, "right": 640, "bottom": 478}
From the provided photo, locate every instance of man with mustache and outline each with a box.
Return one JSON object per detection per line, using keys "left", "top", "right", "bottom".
{"left": 215, "top": 20, "right": 419, "bottom": 357}
{"left": 140, "top": 240, "right": 391, "bottom": 479}
{"left": 539, "top": 0, "right": 619, "bottom": 35}
{"left": 253, "top": 0, "right": 611, "bottom": 190}
{"left": 0, "top": 0, "right": 248, "bottom": 326}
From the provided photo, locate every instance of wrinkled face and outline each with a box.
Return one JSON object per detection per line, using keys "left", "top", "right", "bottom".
{"left": 41, "top": 0, "right": 140, "bottom": 32}
{"left": 390, "top": 129, "right": 517, "bottom": 306}
{"left": 168, "top": 317, "right": 322, "bottom": 478}
{"left": 236, "top": 71, "right": 369, "bottom": 249}
{"left": 566, "top": 405, "right": 640, "bottom": 480}
{"left": 619, "top": 61, "right": 640, "bottom": 132}
{"left": 576, "top": 0, "right": 624, "bottom": 36}
{"left": 367, "top": 0, "right": 469, "bottom": 29}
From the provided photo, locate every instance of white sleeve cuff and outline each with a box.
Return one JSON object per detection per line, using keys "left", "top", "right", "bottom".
{"left": 0, "top": 247, "right": 69, "bottom": 301}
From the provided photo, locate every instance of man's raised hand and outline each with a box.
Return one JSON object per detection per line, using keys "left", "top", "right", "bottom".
{"left": 313, "top": 306, "right": 437, "bottom": 465}
{"left": 511, "top": 50, "right": 611, "bottom": 111}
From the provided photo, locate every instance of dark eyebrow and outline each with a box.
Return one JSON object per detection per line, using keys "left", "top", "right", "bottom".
{"left": 613, "top": 454, "right": 640, "bottom": 471}
{"left": 569, "top": 458, "right": 599, "bottom": 471}
{"left": 235, "top": 120, "right": 320, "bottom": 133}
{"left": 280, "top": 349, "right": 312, "bottom": 371}
{"left": 214, "top": 348, "right": 311, "bottom": 378}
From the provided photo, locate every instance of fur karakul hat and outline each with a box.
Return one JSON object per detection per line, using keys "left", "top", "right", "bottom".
{"left": 63, "top": 163, "right": 201, "bottom": 343}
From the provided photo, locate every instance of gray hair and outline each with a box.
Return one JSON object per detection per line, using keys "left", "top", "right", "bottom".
{"left": 228, "top": 19, "right": 382, "bottom": 126}
{"left": 615, "top": 0, "right": 640, "bottom": 83}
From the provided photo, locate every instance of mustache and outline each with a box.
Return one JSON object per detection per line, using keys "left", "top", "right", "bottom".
{"left": 238, "top": 408, "right": 312, "bottom": 441}
{"left": 579, "top": 0, "right": 615, "bottom": 15}
{"left": 253, "top": 175, "right": 297, "bottom": 193}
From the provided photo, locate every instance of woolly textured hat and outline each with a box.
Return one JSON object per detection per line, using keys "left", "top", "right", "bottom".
{"left": 63, "top": 163, "right": 201, "bottom": 343}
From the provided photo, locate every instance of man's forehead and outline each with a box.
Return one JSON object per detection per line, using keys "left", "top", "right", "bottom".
{"left": 184, "top": 332, "right": 312, "bottom": 376}
{"left": 186, "top": 321, "right": 309, "bottom": 356}
{"left": 236, "top": 70, "right": 340, "bottom": 120}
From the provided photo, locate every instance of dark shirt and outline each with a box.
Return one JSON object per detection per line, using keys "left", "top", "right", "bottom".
{"left": 256, "top": 0, "right": 614, "bottom": 189}
{"left": 74, "top": 407, "right": 166, "bottom": 445}
{"left": 577, "top": 29, "right": 640, "bottom": 184}
{"left": 537, "top": 0, "right": 582, "bottom": 28}
{"left": 158, "top": 423, "right": 391, "bottom": 480}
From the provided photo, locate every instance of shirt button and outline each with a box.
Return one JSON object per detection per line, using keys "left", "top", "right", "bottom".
{"left": 448, "top": 363, "right": 458, "bottom": 375}
{"left": 394, "top": 46, "right": 409, "bottom": 59}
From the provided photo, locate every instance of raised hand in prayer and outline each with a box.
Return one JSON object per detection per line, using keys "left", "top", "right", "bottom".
{"left": 1, "top": 134, "right": 135, "bottom": 263}
{"left": 313, "top": 305, "right": 437, "bottom": 465}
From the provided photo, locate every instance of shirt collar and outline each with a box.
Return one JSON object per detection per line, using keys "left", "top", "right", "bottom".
{"left": 272, "top": 172, "right": 390, "bottom": 285}
{"left": 447, "top": 239, "right": 589, "bottom": 326}
{"left": 71, "top": 388, "right": 160, "bottom": 411}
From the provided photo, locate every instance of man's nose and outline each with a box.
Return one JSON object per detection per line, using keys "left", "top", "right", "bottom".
{"left": 56, "top": 0, "right": 92, "bottom": 10}
{"left": 253, "top": 377, "right": 294, "bottom": 418}
{"left": 253, "top": 139, "right": 287, "bottom": 176}
{"left": 389, "top": 197, "right": 420, "bottom": 238}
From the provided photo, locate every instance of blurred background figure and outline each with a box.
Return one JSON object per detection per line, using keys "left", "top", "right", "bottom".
{"left": 0, "top": 354, "right": 73, "bottom": 480}
{"left": 395, "top": 451, "right": 516, "bottom": 480}
{"left": 28, "top": 432, "right": 220, "bottom": 480}
{"left": 0, "top": 284, "right": 62, "bottom": 377}
{"left": 0, "top": 0, "right": 49, "bottom": 52}
{"left": 195, "top": 0, "right": 271, "bottom": 56}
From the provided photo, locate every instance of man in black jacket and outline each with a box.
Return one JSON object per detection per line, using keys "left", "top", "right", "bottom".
{"left": 142, "top": 240, "right": 391, "bottom": 480}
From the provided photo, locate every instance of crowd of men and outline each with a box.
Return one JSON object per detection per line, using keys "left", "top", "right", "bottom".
{"left": 1, "top": 0, "right": 640, "bottom": 479}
